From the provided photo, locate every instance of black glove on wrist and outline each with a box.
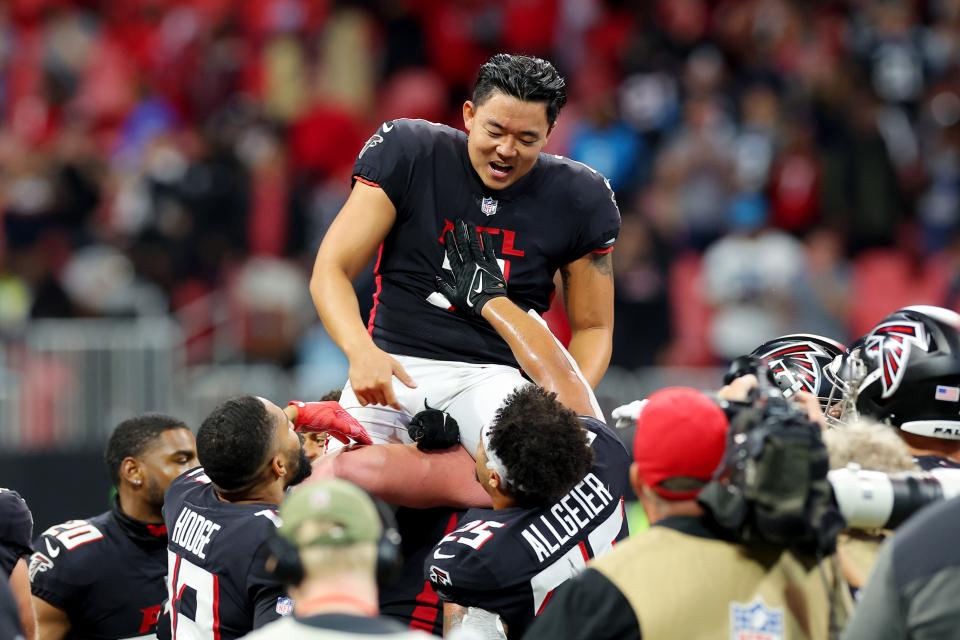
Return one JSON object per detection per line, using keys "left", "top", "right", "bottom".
{"left": 436, "top": 219, "right": 507, "bottom": 316}
{"left": 407, "top": 402, "right": 461, "bottom": 451}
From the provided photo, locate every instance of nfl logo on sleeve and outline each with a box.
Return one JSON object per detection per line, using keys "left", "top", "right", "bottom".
{"left": 480, "top": 197, "right": 498, "bottom": 216}
{"left": 730, "top": 598, "right": 784, "bottom": 640}
{"left": 276, "top": 596, "right": 294, "bottom": 616}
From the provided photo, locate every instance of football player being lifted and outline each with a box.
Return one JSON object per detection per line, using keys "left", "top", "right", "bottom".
{"left": 309, "top": 53, "right": 620, "bottom": 507}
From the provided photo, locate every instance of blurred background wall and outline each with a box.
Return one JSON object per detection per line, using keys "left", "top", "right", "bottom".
{"left": 2, "top": 0, "right": 960, "bottom": 527}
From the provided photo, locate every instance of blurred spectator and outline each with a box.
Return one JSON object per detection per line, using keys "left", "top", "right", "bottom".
{"left": 820, "top": 88, "right": 903, "bottom": 252}
{"left": 703, "top": 196, "right": 805, "bottom": 360}
{"left": 658, "top": 92, "right": 736, "bottom": 249}
{"left": 231, "top": 256, "right": 312, "bottom": 364}
{"left": 610, "top": 214, "right": 671, "bottom": 367}
{"left": 786, "top": 227, "right": 852, "bottom": 341}
{"left": 768, "top": 117, "right": 821, "bottom": 233}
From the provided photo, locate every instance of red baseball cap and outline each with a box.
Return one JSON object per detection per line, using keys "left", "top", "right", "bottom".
{"left": 633, "top": 387, "right": 729, "bottom": 500}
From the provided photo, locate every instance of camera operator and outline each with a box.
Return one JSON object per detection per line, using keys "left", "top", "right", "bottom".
{"left": 526, "top": 386, "right": 844, "bottom": 640}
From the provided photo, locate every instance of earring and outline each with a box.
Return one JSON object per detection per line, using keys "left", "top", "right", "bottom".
{"left": 134, "top": 479, "right": 142, "bottom": 487}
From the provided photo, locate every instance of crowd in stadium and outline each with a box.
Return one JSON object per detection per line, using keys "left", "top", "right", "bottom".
{"left": 4, "top": 0, "right": 960, "bottom": 367}
{"left": 5, "top": 1, "right": 960, "bottom": 639}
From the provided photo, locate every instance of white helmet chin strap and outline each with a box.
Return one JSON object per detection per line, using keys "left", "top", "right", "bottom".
{"left": 900, "top": 420, "right": 960, "bottom": 440}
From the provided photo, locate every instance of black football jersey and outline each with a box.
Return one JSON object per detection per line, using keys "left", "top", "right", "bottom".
{"left": 162, "top": 468, "right": 288, "bottom": 640}
{"left": 379, "top": 507, "right": 463, "bottom": 636}
{"left": 29, "top": 501, "right": 169, "bottom": 639}
{"left": 0, "top": 487, "right": 33, "bottom": 577}
{"left": 354, "top": 119, "right": 621, "bottom": 366}
{"left": 424, "top": 417, "right": 630, "bottom": 638}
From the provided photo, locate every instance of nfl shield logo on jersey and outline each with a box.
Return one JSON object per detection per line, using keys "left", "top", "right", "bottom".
{"left": 730, "top": 598, "right": 784, "bottom": 640}
{"left": 480, "top": 197, "right": 498, "bottom": 216}
{"left": 276, "top": 596, "right": 294, "bottom": 616}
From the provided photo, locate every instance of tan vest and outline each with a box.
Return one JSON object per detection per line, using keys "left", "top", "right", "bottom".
{"left": 836, "top": 531, "right": 887, "bottom": 590}
{"left": 591, "top": 526, "right": 845, "bottom": 640}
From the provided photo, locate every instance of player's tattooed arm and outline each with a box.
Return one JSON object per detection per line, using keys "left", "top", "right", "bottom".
{"left": 588, "top": 251, "right": 613, "bottom": 276}
{"left": 559, "top": 251, "right": 615, "bottom": 387}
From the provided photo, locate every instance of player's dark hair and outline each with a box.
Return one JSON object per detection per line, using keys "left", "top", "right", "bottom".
{"left": 319, "top": 389, "right": 342, "bottom": 402}
{"left": 473, "top": 54, "right": 567, "bottom": 126}
{"left": 105, "top": 414, "right": 189, "bottom": 486}
{"left": 489, "top": 386, "right": 593, "bottom": 508}
{"left": 197, "top": 396, "right": 277, "bottom": 492}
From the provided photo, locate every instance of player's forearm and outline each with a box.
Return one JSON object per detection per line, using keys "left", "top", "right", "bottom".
{"left": 567, "top": 326, "right": 612, "bottom": 387}
{"left": 32, "top": 597, "right": 69, "bottom": 640}
{"left": 316, "top": 445, "right": 492, "bottom": 509}
{"left": 481, "top": 298, "right": 595, "bottom": 416}
{"left": 309, "top": 264, "right": 376, "bottom": 358}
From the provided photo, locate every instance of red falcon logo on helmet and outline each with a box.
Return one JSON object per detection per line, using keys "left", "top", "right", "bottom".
{"left": 757, "top": 341, "right": 834, "bottom": 397}
{"left": 863, "top": 321, "right": 929, "bottom": 399}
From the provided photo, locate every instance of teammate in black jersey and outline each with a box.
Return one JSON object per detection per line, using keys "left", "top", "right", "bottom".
{"left": 29, "top": 414, "right": 196, "bottom": 640}
{"left": 0, "top": 488, "right": 36, "bottom": 639}
{"left": 311, "top": 53, "right": 620, "bottom": 506}
{"left": 162, "top": 395, "right": 312, "bottom": 640}
{"left": 427, "top": 392, "right": 629, "bottom": 639}
{"left": 415, "top": 222, "right": 628, "bottom": 638}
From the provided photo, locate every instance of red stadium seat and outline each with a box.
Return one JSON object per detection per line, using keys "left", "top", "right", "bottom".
{"left": 849, "top": 249, "right": 930, "bottom": 337}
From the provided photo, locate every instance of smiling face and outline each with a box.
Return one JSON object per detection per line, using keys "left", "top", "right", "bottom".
{"left": 463, "top": 91, "right": 552, "bottom": 190}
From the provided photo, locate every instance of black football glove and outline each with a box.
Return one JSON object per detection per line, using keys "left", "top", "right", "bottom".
{"left": 407, "top": 401, "right": 461, "bottom": 451}
{"left": 436, "top": 219, "right": 507, "bottom": 316}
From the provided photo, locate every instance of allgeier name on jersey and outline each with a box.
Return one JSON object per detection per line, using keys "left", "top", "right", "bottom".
{"left": 521, "top": 473, "right": 613, "bottom": 563}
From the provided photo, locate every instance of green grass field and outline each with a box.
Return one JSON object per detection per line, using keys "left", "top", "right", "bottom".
{"left": 626, "top": 501, "right": 648, "bottom": 535}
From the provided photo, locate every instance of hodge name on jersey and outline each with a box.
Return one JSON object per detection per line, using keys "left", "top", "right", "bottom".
{"left": 162, "top": 468, "right": 288, "bottom": 640}
{"left": 354, "top": 118, "right": 620, "bottom": 367}
{"left": 424, "top": 417, "right": 630, "bottom": 638}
